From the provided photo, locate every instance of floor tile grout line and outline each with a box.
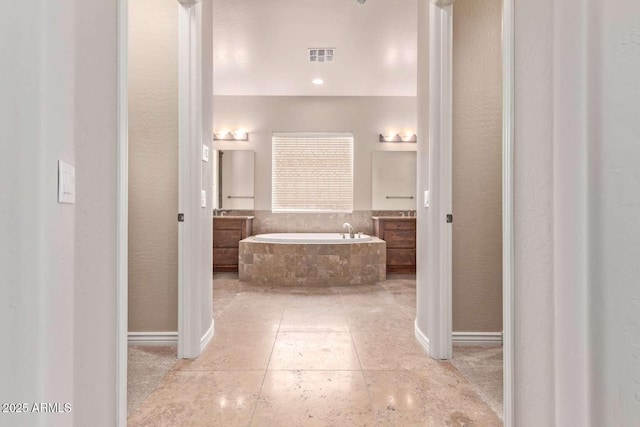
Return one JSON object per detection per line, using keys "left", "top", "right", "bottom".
{"left": 248, "top": 305, "right": 284, "bottom": 426}
{"left": 216, "top": 276, "right": 497, "bottom": 419}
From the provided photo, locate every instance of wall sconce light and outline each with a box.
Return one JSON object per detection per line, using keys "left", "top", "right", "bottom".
{"left": 213, "top": 130, "right": 249, "bottom": 141}
{"left": 379, "top": 132, "right": 417, "bottom": 143}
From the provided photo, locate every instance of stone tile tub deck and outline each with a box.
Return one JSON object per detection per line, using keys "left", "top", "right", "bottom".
{"left": 239, "top": 233, "right": 386, "bottom": 286}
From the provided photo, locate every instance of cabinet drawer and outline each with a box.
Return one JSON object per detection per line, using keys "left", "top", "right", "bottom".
{"left": 387, "top": 249, "right": 416, "bottom": 266}
{"left": 383, "top": 230, "right": 416, "bottom": 249}
{"left": 213, "top": 218, "right": 244, "bottom": 231}
{"left": 213, "top": 229, "right": 243, "bottom": 248}
{"left": 381, "top": 220, "right": 415, "bottom": 231}
{"left": 213, "top": 248, "right": 239, "bottom": 266}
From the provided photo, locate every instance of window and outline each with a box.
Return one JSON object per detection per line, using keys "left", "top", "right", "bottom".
{"left": 272, "top": 132, "right": 353, "bottom": 212}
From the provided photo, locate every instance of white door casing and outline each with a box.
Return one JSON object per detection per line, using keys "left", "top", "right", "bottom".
{"left": 422, "top": 0, "right": 515, "bottom": 424}
{"left": 116, "top": 0, "right": 128, "bottom": 424}
{"left": 177, "top": 0, "right": 204, "bottom": 359}
{"left": 426, "top": 0, "right": 454, "bottom": 361}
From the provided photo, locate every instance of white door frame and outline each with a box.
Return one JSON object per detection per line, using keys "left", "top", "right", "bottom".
{"left": 177, "top": 0, "right": 204, "bottom": 359}
{"left": 116, "top": 0, "right": 129, "bottom": 424}
{"left": 501, "top": 0, "right": 515, "bottom": 424}
{"left": 115, "top": 0, "right": 206, "bottom": 423}
{"left": 427, "top": 0, "right": 455, "bottom": 361}
{"left": 427, "top": 0, "right": 515, "bottom": 424}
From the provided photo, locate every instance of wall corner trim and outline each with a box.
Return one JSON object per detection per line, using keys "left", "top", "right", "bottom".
{"left": 128, "top": 332, "right": 178, "bottom": 346}
{"left": 414, "top": 319, "right": 431, "bottom": 355}
{"left": 200, "top": 320, "right": 214, "bottom": 352}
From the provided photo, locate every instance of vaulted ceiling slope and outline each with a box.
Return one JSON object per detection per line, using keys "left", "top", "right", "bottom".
{"left": 213, "top": 0, "right": 417, "bottom": 96}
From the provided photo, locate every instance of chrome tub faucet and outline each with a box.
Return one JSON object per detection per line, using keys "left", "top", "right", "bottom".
{"left": 343, "top": 222, "right": 355, "bottom": 238}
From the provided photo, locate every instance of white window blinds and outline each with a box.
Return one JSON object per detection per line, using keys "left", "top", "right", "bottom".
{"left": 272, "top": 132, "right": 354, "bottom": 212}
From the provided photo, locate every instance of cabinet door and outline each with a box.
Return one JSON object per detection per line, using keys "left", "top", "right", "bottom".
{"left": 213, "top": 248, "right": 239, "bottom": 266}
{"left": 213, "top": 218, "right": 244, "bottom": 231}
{"left": 383, "top": 229, "right": 416, "bottom": 249}
{"left": 382, "top": 220, "right": 416, "bottom": 231}
{"left": 387, "top": 249, "right": 416, "bottom": 265}
{"left": 213, "top": 229, "right": 243, "bottom": 248}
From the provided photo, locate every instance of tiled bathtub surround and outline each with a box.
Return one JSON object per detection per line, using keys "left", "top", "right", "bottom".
{"left": 221, "top": 210, "right": 414, "bottom": 235}
{"left": 252, "top": 210, "right": 374, "bottom": 235}
{"left": 239, "top": 237, "right": 386, "bottom": 286}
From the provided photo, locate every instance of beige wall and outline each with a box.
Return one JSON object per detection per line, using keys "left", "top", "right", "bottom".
{"left": 213, "top": 96, "right": 418, "bottom": 211}
{"left": 452, "top": 0, "right": 503, "bottom": 332}
{"left": 129, "top": 0, "right": 179, "bottom": 332}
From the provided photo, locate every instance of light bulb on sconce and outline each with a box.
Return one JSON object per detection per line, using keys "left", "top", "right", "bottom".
{"left": 401, "top": 132, "right": 417, "bottom": 142}
{"left": 232, "top": 130, "right": 247, "bottom": 140}
{"left": 213, "top": 129, "right": 249, "bottom": 141}
{"left": 379, "top": 131, "right": 417, "bottom": 143}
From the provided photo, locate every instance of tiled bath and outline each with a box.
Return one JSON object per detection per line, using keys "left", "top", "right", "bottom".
{"left": 238, "top": 237, "right": 386, "bottom": 286}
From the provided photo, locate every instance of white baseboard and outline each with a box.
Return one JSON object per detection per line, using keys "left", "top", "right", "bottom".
{"left": 128, "top": 323, "right": 215, "bottom": 350}
{"left": 128, "top": 332, "right": 178, "bottom": 346}
{"left": 200, "top": 319, "right": 214, "bottom": 352}
{"left": 414, "top": 319, "right": 430, "bottom": 355}
{"left": 452, "top": 331, "right": 503, "bottom": 345}
{"left": 413, "top": 325, "right": 502, "bottom": 352}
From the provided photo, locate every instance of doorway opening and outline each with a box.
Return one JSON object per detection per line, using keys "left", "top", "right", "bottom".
{"left": 116, "top": 0, "right": 507, "bottom": 424}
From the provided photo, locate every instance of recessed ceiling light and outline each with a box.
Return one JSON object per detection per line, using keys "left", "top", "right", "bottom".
{"left": 312, "top": 78, "right": 324, "bottom": 85}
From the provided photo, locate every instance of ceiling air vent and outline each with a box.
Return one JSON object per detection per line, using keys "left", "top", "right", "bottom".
{"left": 309, "top": 48, "right": 335, "bottom": 63}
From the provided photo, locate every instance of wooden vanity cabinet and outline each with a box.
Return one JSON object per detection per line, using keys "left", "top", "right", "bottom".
{"left": 372, "top": 217, "right": 416, "bottom": 273}
{"left": 213, "top": 216, "right": 253, "bottom": 272}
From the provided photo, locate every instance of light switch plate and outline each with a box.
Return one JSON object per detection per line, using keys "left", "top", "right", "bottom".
{"left": 201, "top": 190, "right": 207, "bottom": 208}
{"left": 202, "top": 145, "right": 210, "bottom": 162}
{"left": 424, "top": 190, "right": 429, "bottom": 208}
{"left": 58, "top": 161, "right": 76, "bottom": 204}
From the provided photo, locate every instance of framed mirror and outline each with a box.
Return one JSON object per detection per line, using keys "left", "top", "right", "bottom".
{"left": 371, "top": 151, "right": 417, "bottom": 210}
{"left": 217, "top": 150, "right": 255, "bottom": 210}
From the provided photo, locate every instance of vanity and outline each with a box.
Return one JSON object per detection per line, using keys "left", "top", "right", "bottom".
{"left": 372, "top": 216, "right": 416, "bottom": 273}
{"left": 371, "top": 150, "right": 417, "bottom": 273}
{"left": 213, "top": 216, "right": 254, "bottom": 272}
{"left": 211, "top": 148, "right": 255, "bottom": 272}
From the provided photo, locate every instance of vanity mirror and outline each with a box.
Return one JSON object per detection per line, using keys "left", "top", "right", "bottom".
{"left": 371, "top": 151, "right": 417, "bottom": 210}
{"left": 216, "top": 150, "right": 255, "bottom": 210}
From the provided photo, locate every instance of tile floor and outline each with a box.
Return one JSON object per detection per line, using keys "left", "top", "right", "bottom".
{"left": 451, "top": 345, "right": 503, "bottom": 420}
{"left": 128, "top": 274, "right": 502, "bottom": 426}
{"left": 128, "top": 346, "right": 178, "bottom": 416}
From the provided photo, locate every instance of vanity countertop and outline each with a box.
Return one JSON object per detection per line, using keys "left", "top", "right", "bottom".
{"left": 371, "top": 216, "right": 416, "bottom": 220}
{"left": 213, "top": 215, "right": 255, "bottom": 220}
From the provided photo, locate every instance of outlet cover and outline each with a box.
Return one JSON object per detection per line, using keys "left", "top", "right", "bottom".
{"left": 202, "top": 145, "right": 210, "bottom": 162}
{"left": 201, "top": 190, "right": 207, "bottom": 208}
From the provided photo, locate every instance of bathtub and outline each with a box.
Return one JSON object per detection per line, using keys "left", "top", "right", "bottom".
{"left": 253, "top": 233, "right": 372, "bottom": 244}
{"left": 239, "top": 233, "right": 386, "bottom": 286}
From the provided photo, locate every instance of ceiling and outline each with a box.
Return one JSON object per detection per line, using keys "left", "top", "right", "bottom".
{"left": 212, "top": 0, "right": 418, "bottom": 96}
